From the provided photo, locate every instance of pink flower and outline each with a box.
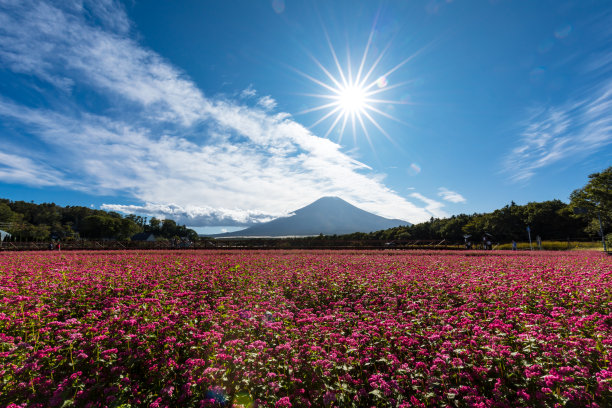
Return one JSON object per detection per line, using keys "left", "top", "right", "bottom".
{"left": 275, "top": 396, "right": 292, "bottom": 407}
{"left": 517, "top": 389, "right": 530, "bottom": 400}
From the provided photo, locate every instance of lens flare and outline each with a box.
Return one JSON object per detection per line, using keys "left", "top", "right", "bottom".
{"left": 271, "top": 0, "right": 285, "bottom": 14}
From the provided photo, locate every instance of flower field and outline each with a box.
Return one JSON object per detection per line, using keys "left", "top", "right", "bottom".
{"left": 0, "top": 250, "right": 610, "bottom": 408}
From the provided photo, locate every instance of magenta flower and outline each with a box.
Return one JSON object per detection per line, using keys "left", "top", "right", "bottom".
{"left": 0, "top": 250, "right": 609, "bottom": 407}
{"left": 275, "top": 396, "right": 292, "bottom": 407}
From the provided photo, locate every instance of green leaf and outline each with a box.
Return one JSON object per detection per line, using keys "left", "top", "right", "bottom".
{"left": 234, "top": 392, "right": 254, "bottom": 408}
{"left": 369, "top": 389, "right": 383, "bottom": 399}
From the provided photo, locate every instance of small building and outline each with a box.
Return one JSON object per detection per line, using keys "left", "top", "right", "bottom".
{"left": 131, "top": 232, "right": 156, "bottom": 242}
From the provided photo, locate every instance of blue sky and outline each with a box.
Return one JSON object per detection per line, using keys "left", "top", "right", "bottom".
{"left": 1, "top": 0, "right": 611, "bottom": 233}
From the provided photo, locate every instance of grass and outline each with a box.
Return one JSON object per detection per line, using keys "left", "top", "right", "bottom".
{"left": 496, "top": 240, "right": 606, "bottom": 251}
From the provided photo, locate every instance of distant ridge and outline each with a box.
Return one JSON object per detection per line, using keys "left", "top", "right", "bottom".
{"left": 211, "top": 197, "right": 410, "bottom": 237}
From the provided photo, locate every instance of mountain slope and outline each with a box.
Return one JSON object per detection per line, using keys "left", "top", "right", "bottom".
{"left": 212, "top": 197, "right": 410, "bottom": 237}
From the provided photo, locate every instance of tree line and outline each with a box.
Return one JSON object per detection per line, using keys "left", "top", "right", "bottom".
{"left": 354, "top": 199, "right": 586, "bottom": 244}
{"left": 349, "top": 167, "right": 611, "bottom": 245}
{"left": 0, "top": 200, "right": 197, "bottom": 242}
{"left": 0, "top": 166, "right": 609, "bottom": 246}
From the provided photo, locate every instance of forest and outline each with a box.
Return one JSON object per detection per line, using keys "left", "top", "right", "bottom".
{"left": 0, "top": 200, "right": 198, "bottom": 242}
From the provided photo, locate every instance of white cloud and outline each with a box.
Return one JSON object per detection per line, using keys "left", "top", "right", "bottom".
{"left": 0, "top": 96, "right": 437, "bottom": 225}
{"left": 409, "top": 193, "right": 447, "bottom": 219}
{"left": 100, "top": 203, "right": 279, "bottom": 227}
{"left": 83, "top": 0, "right": 131, "bottom": 34}
{"left": 257, "top": 95, "right": 277, "bottom": 111}
{"left": 504, "top": 85, "right": 612, "bottom": 182}
{"left": 241, "top": 85, "right": 257, "bottom": 98}
{"left": 0, "top": 0, "right": 445, "bottom": 226}
{"left": 0, "top": 0, "right": 208, "bottom": 126}
{"left": 0, "top": 150, "right": 66, "bottom": 187}
{"left": 437, "top": 187, "right": 466, "bottom": 203}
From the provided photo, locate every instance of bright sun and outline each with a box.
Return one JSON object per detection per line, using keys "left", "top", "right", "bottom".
{"left": 293, "top": 24, "right": 415, "bottom": 146}
{"left": 336, "top": 84, "right": 367, "bottom": 115}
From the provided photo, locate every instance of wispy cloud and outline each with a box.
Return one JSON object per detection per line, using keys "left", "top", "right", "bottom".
{"left": 0, "top": 0, "right": 207, "bottom": 125}
{"left": 0, "top": 0, "right": 447, "bottom": 225}
{"left": 241, "top": 85, "right": 257, "bottom": 99}
{"left": 504, "top": 10, "right": 612, "bottom": 182}
{"left": 0, "top": 150, "right": 66, "bottom": 187}
{"left": 437, "top": 187, "right": 466, "bottom": 204}
{"left": 409, "top": 193, "right": 447, "bottom": 219}
{"left": 257, "top": 95, "right": 277, "bottom": 111}
{"left": 504, "top": 84, "right": 612, "bottom": 182}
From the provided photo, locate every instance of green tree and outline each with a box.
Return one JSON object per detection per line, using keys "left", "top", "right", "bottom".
{"left": 570, "top": 166, "right": 612, "bottom": 236}
{"left": 147, "top": 217, "right": 161, "bottom": 235}
{"left": 118, "top": 218, "right": 143, "bottom": 240}
{"left": 80, "top": 215, "right": 142, "bottom": 240}
{"left": 462, "top": 214, "right": 487, "bottom": 239}
{"left": 0, "top": 203, "right": 17, "bottom": 223}
{"left": 80, "top": 215, "right": 117, "bottom": 239}
{"left": 439, "top": 214, "right": 472, "bottom": 242}
{"left": 24, "top": 224, "right": 51, "bottom": 241}
{"left": 161, "top": 219, "right": 177, "bottom": 237}
{"left": 126, "top": 214, "right": 147, "bottom": 227}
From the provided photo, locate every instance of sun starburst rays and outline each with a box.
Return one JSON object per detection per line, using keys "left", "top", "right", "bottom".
{"left": 296, "top": 28, "right": 412, "bottom": 148}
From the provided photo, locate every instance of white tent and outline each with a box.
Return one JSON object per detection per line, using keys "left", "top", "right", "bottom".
{"left": 0, "top": 229, "right": 11, "bottom": 241}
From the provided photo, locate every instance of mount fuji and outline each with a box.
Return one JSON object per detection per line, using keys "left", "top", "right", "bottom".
{"left": 211, "top": 197, "right": 410, "bottom": 237}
